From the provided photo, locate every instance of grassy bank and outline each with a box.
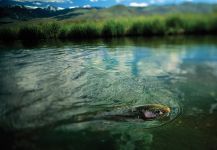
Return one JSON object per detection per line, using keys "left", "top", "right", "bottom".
{"left": 0, "top": 13, "right": 217, "bottom": 41}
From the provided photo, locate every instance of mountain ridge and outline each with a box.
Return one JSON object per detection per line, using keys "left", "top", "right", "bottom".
{"left": 0, "top": 3, "right": 216, "bottom": 24}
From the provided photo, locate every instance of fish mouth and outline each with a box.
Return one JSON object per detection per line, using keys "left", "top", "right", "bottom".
{"left": 164, "top": 107, "right": 171, "bottom": 113}
{"left": 162, "top": 107, "right": 171, "bottom": 117}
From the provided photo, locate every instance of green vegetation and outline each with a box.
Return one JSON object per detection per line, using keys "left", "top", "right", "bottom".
{"left": 0, "top": 13, "right": 217, "bottom": 41}
{"left": 102, "top": 20, "right": 125, "bottom": 37}
{"left": 67, "top": 23, "right": 101, "bottom": 39}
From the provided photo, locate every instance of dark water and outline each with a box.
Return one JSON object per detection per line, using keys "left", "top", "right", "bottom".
{"left": 0, "top": 37, "right": 217, "bottom": 150}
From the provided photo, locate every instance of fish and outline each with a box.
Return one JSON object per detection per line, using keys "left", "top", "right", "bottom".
{"left": 30, "top": 104, "right": 172, "bottom": 129}
{"left": 133, "top": 104, "right": 171, "bottom": 120}
{"left": 101, "top": 104, "right": 171, "bottom": 121}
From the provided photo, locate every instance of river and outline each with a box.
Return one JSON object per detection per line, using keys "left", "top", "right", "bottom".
{"left": 0, "top": 36, "right": 217, "bottom": 150}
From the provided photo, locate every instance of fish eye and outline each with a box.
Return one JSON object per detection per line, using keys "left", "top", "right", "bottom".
{"left": 154, "top": 110, "right": 164, "bottom": 115}
{"left": 155, "top": 110, "right": 160, "bottom": 114}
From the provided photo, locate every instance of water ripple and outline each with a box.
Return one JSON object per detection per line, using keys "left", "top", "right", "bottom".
{"left": 0, "top": 42, "right": 184, "bottom": 130}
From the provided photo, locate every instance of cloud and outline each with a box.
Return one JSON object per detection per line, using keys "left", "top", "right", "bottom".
{"left": 57, "top": 7, "right": 64, "bottom": 10}
{"left": 83, "top": 4, "right": 91, "bottom": 8}
{"left": 69, "top": 6, "right": 79, "bottom": 9}
{"left": 90, "top": 0, "right": 98, "bottom": 2}
{"left": 25, "top": 5, "right": 38, "bottom": 9}
{"left": 129, "top": 2, "right": 149, "bottom": 7}
{"left": 33, "top": 2, "right": 42, "bottom": 5}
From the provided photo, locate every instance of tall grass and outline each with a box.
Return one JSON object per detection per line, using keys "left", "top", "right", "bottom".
{"left": 67, "top": 23, "right": 101, "bottom": 39}
{"left": 43, "top": 23, "right": 61, "bottom": 39}
{"left": 19, "top": 26, "right": 44, "bottom": 40}
{"left": 0, "top": 28, "right": 18, "bottom": 40}
{"left": 102, "top": 20, "right": 125, "bottom": 37}
{"left": 0, "top": 13, "right": 216, "bottom": 40}
{"left": 18, "top": 23, "right": 61, "bottom": 40}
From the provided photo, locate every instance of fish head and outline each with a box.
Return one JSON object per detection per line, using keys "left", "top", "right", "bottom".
{"left": 137, "top": 104, "right": 171, "bottom": 120}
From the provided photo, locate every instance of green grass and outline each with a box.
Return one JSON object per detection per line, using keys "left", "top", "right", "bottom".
{"left": 0, "top": 28, "right": 19, "bottom": 40}
{"left": 67, "top": 23, "right": 101, "bottom": 39}
{"left": 0, "top": 13, "right": 217, "bottom": 41}
{"left": 102, "top": 20, "right": 125, "bottom": 37}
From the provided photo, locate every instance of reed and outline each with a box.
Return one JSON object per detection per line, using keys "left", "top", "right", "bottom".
{"left": 67, "top": 23, "right": 101, "bottom": 39}
{"left": 0, "top": 13, "right": 216, "bottom": 40}
{"left": 102, "top": 20, "right": 125, "bottom": 37}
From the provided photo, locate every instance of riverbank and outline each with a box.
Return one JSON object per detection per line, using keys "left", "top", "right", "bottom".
{"left": 0, "top": 13, "right": 217, "bottom": 41}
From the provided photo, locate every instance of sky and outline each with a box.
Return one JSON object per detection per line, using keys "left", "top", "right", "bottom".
{"left": 1, "top": 0, "right": 217, "bottom": 8}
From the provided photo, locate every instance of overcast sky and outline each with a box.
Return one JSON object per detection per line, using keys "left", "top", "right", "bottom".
{"left": 1, "top": 0, "right": 217, "bottom": 7}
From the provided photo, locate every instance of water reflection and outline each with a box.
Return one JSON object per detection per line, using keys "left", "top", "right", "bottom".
{"left": 0, "top": 36, "right": 217, "bottom": 150}
{"left": 131, "top": 48, "right": 149, "bottom": 76}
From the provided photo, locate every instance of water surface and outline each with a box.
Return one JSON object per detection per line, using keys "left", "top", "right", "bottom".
{"left": 0, "top": 37, "right": 217, "bottom": 150}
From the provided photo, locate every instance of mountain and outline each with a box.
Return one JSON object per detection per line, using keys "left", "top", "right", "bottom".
{"left": 1, "top": 0, "right": 217, "bottom": 8}
{"left": 0, "top": 3, "right": 216, "bottom": 24}
{"left": 53, "top": 3, "right": 217, "bottom": 21}
{"left": 0, "top": 0, "right": 73, "bottom": 9}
